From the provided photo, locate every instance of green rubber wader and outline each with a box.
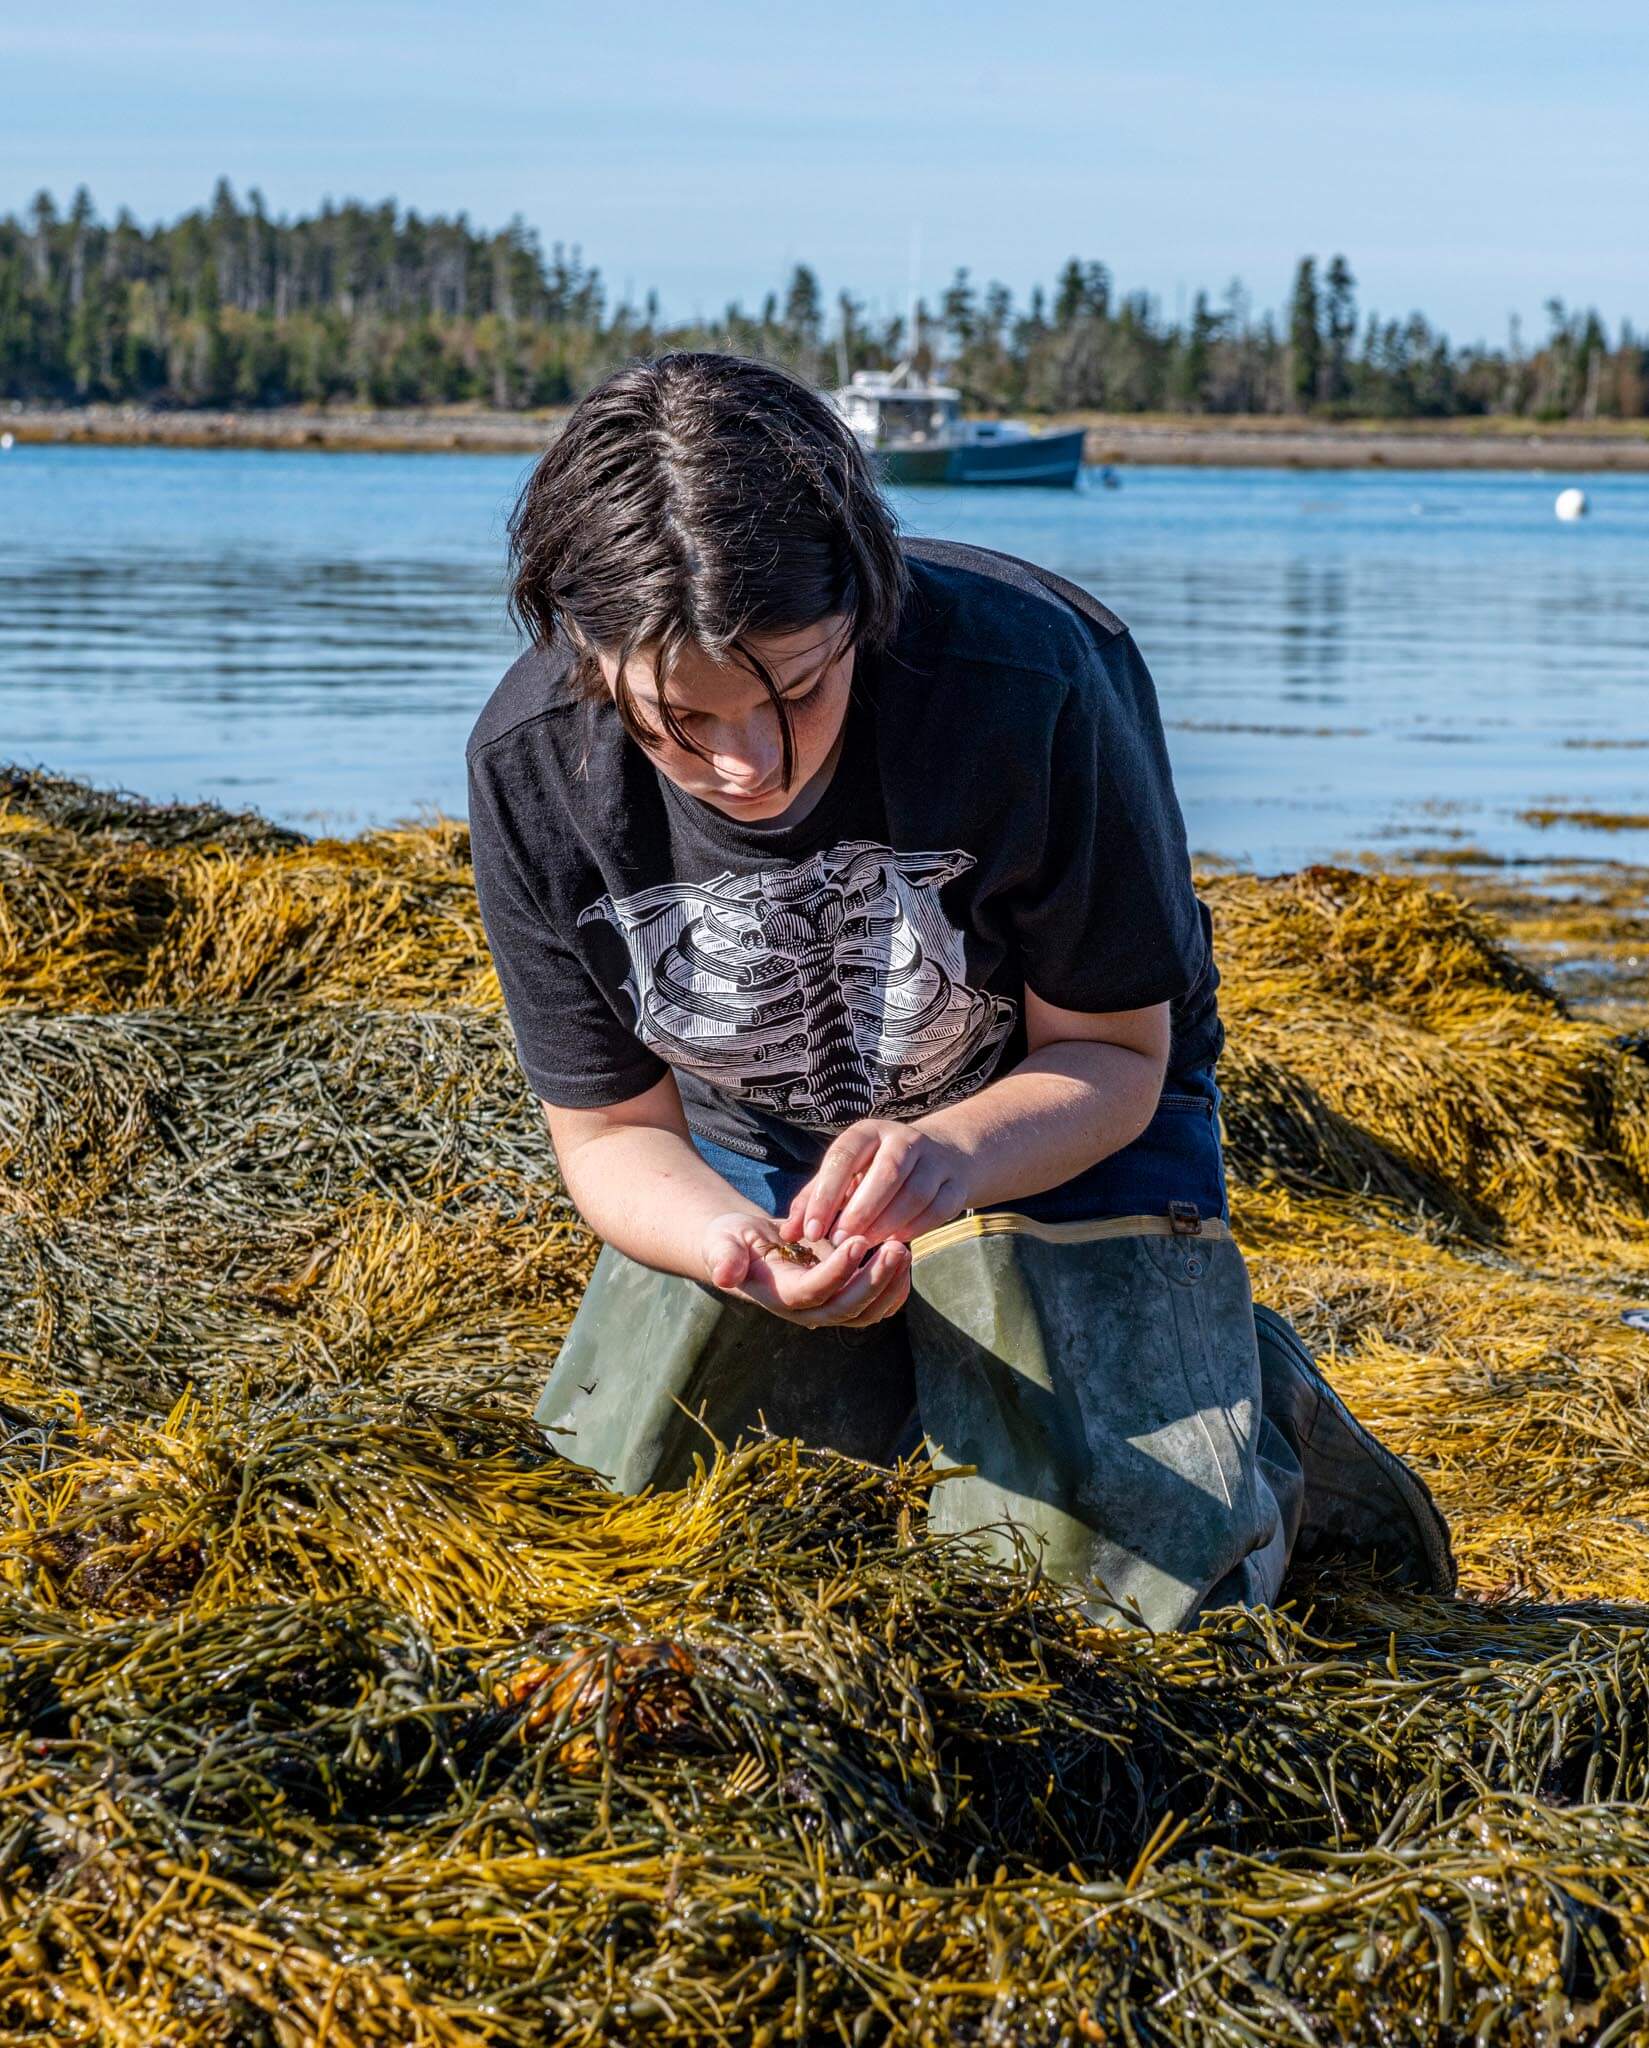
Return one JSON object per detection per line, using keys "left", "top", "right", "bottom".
{"left": 907, "top": 1214, "right": 1297, "bottom": 1627}
{"left": 534, "top": 1243, "right": 919, "bottom": 1493}
{"left": 536, "top": 1217, "right": 1454, "bottom": 1627}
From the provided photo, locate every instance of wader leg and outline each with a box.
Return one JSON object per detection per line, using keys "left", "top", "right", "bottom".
{"left": 907, "top": 1217, "right": 1290, "bottom": 1631}
{"left": 534, "top": 1243, "right": 919, "bottom": 1494}
{"left": 1253, "top": 1304, "right": 1456, "bottom": 1593}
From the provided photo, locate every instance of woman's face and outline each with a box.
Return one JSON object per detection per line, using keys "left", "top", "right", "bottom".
{"left": 595, "top": 616, "right": 855, "bottom": 821}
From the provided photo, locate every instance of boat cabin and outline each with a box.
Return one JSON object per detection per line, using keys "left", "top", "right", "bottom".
{"left": 835, "top": 370, "right": 961, "bottom": 448}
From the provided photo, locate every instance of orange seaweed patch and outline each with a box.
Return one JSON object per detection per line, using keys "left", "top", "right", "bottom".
{"left": 495, "top": 1639, "right": 703, "bottom": 1773}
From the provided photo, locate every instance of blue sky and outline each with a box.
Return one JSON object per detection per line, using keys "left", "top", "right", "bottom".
{"left": 6, "top": 1, "right": 1645, "bottom": 347}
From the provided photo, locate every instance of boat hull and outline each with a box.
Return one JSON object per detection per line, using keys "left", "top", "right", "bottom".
{"left": 875, "top": 444, "right": 954, "bottom": 485}
{"left": 877, "top": 428, "right": 1086, "bottom": 489}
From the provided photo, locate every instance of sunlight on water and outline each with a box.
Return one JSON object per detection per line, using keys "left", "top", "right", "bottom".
{"left": 2, "top": 446, "right": 1645, "bottom": 868}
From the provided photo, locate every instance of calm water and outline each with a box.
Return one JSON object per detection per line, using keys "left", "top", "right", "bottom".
{"left": 3, "top": 444, "right": 1646, "bottom": 869}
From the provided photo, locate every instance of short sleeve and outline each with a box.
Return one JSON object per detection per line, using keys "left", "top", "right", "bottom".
{"left": 466, "top": 747, "right": 668, "bottom": 1109}
{"left": 1011, "top": 631, "right": 1208, "bottom": 1015}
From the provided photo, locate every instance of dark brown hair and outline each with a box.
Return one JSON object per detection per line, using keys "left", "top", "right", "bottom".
{"left": 507, "top": 351, "right": 907, "bottom": 786}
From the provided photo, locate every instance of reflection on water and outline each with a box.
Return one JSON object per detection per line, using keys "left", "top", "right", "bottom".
{"left": 0, "top": 450, "right": 521, "bottom": 829}
{"left": 2, "top": 447, "right": 1646, "bottom": 866}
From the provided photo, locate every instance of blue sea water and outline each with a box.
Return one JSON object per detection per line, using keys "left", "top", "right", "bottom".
{"left": 2, "top": 444, "right": 1645, "bottom": 870}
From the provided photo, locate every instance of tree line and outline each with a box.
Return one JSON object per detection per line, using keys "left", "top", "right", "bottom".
{"left": 2, "top": 181, "right": 1642, "bottom": 421}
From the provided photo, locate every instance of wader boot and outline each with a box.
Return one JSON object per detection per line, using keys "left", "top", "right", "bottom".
{"left": 905, "top": 1211, "right": 1297, "bottom": 1630}
{"left": 533, "top": 1244, "right": 918, "bottom": 1492}
{"left": 1253, "top": 1304, "right": 1456, "bottom": 1594}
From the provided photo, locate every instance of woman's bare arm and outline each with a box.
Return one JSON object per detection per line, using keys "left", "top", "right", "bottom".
{"left": 543, "top": 1074, "right": 911, "bottom": 1327}
{"left": 916, "top": 991, "right": 1170, "bottom": 1206}
{"left": 783, "top": 995, "right": 1171, "bottom": 1245}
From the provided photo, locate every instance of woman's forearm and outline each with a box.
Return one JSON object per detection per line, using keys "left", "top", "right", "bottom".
{"left": 914, "top": 1038, "right": 1164, "bottom": 1211}
{"left": 553, "top": 1113, "right": 765, "bottom": 1280}
{"left": 547, "top": 1086, "right": 913, "bottom": 1327}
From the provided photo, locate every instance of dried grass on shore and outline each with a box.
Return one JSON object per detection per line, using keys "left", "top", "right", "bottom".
{"left": 4, "top": 765, "right": 1649, "bottom": 2045}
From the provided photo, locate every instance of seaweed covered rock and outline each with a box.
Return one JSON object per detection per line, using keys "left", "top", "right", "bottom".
{"left": 1209, "top": 864, "right": 1649, "bottom": 1237}
{"left": 4, "top": 771, "right": 1649, "bottom": 2044}
{"left": 1, "top": 765, "right": 495, "bottom": 1010}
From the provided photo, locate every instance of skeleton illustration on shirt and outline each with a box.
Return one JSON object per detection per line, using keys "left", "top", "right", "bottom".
{"left": 578, "top": 840, "right": 1017, "bottom": 1130}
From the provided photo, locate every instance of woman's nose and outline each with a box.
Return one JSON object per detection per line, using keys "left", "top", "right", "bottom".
{"left": 709, "top": 716, "right": 781, "bottom": 787}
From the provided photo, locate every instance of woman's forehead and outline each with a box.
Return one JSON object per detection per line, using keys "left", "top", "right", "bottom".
{"left": 619, "top": 620, "right": 848, "bottom": 708}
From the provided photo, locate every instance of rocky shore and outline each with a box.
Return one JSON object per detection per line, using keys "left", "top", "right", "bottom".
{"left": 9, "top": 401, "right": 1649, "bottom": 469}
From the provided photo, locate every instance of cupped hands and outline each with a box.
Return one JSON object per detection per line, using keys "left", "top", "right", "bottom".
{"left": 700, "top": 1211, "right": 910, "bottom": 1327}
{"left": 780, "top": 1119, "right": 973, "bottom": 1250}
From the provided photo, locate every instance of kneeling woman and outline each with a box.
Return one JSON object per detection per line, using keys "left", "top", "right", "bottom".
{"left": 467, "top": 352, "right": 1451, "bottom": 1627}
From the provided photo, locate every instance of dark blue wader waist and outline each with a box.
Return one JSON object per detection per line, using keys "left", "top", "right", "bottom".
{"left": 688, "top": 1065, "right": 1230, "bottom": 1226}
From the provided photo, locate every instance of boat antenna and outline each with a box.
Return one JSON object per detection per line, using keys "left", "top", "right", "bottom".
{"left": 897, "top": 223, "right": 921, "bottom": 386}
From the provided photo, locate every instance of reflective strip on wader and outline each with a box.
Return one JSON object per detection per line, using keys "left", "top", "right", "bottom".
{"left": 912, "top": 1211, "right": 1233, "bottom": 1260}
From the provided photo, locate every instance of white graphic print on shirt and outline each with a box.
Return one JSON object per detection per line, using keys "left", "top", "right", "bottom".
{"left": 577, "top": 840, "right": 1017, "bottom": 1130}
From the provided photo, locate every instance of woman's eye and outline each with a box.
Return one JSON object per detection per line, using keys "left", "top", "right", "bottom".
{"left": 784, "top": 678, "right": 823, "bottom": 710}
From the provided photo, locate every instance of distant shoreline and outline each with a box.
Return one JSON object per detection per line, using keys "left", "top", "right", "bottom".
{"left": 8, "top": 403, "right": 1649, "bottom": 471}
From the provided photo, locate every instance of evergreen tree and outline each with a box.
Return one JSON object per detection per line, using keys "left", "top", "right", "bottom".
{"left": 941, "top": 268, "right": 977, "bottom": 352}
{"left": 1053, "top": 259, "right": 1111, "bottom": 328}
{"left": 1322, "top": 255, "right": 1356, "bottom": 407}
{"left": 1172, "top": 291, "right": 1220, "bottom": 410}
{"left": 1288, "top": 257, "right": 1321, "bottom": 413}
{"left": 1053, "top": 259, "right": 1086, "bottom": 328}
{"left": 782, "top": 266, "right": 822, "bottom": 349}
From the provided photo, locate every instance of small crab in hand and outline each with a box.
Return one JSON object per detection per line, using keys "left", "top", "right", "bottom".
{"left": 757, "top": 1237, "right": 820, "bottom": 1269}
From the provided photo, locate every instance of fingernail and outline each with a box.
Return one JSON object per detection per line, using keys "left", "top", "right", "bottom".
{"left": 805, "top": 1216, "right": 822, "bottom": 1239}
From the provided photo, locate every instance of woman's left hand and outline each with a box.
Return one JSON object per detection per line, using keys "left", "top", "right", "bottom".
{"left": 782, "top": 1120, "right": 974, "bottom": 1248}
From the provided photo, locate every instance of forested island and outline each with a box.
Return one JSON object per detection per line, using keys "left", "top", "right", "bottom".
{"left": 4, "top": 181, "right": 1644, "bottom": 427}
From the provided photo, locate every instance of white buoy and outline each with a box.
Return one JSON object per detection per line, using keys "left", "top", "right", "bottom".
{"left": 0, "top": 432, "right": 13, "bottom": 451}
{"left": 1555, "top": 487, "right": 1589, "bottom": 521}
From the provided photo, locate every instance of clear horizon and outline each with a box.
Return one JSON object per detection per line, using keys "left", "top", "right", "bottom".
{"left": 6, "top": 0, "right": 1646, "bottom": 352}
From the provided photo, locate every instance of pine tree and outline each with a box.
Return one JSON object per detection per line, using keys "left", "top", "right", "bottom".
{"left": 1053, "top": 259, "right": 1086, "bottom": 328}
{"left": 941, "top": 269, "right": 977, "bottom": 352}
{"left": 1287, "top": 257, "right": 1321, "bottom": 413}
{"left": 782, "top": 266, "right": 822, "bottom": 349}
{"left": 1172, "top": 291, "right": 1220, "bottom": 411}
{"left": 1053, "top": 259, "right": 1110, "bottom": 328}
{"left": 1322, "top": 255, "right": 1356, "bottom": 407}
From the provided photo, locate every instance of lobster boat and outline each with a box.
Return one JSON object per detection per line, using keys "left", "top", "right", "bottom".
{"left": 832, "top": 367, "right": 1086, "bottom": 488}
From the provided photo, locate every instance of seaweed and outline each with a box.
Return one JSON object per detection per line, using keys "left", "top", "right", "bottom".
{"left": 4, "top": 768, "right": 1649, "bottom": 2044}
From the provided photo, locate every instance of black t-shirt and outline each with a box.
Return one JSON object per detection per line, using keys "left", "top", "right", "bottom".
{"left": 466, "top": 538, "right": 1223, "bottom": 1169}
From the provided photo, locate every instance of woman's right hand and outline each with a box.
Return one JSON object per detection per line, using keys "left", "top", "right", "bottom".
{"left": 701, "top": 1213, "right": 911, "bottom": 1328}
